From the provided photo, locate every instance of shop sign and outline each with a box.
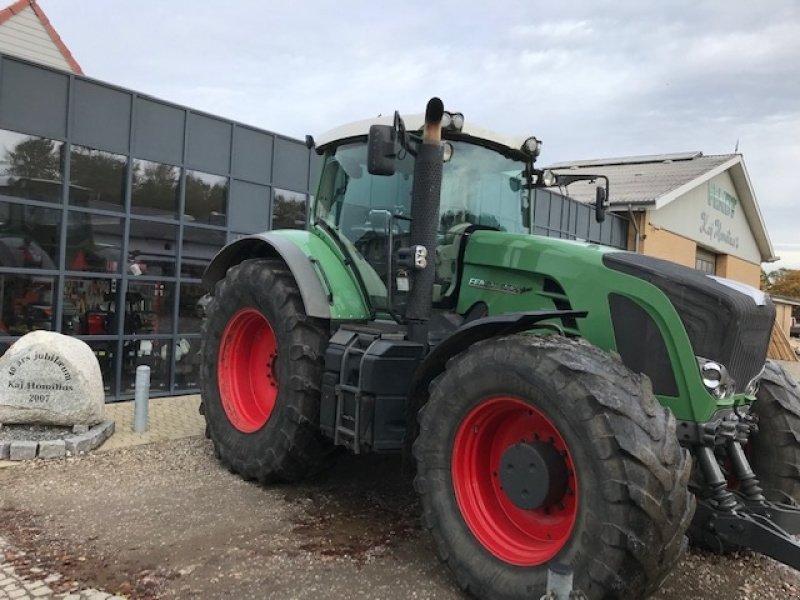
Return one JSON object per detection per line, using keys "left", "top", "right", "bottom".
{"left": 699, "top": 183, "right": 740, "bottom": 250}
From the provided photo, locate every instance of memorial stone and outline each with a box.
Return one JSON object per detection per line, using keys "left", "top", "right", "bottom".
{"left": 0, "top": 331, "right": 104, "bottom": 426}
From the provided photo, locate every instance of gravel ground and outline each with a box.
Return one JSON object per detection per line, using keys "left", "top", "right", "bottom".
{"left": 0, "top": 425, "right": 75, "bottom": 442}
{"left": 0, "top": 438, "right": 799, "bottom": 599}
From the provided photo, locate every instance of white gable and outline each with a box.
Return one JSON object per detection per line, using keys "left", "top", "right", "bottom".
{"left": 0, "top": 5, "right": 72, "bottom": 72}
{"left": 649, "top": 169, "right": 762, "bottom": 264}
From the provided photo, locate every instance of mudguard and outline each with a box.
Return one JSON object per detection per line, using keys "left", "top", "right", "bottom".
{"left": 202, "top": 230, "right": 370, "bottom": 321}
{"left": 410, "top": 310, "right": 587, "bottom": 402}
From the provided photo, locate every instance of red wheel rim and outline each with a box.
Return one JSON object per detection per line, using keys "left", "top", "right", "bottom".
{"left": 452, "top": 396, "right": 579, "bottom": 566}
{"left": 217, "top": 308, "right": 278, "bottom": 433}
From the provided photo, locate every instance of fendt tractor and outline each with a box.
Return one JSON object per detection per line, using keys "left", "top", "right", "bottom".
{"left": 199, "top": 98, "right": 800, "bottom": 598}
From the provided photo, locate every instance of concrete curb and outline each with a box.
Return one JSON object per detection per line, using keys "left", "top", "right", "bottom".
{"left": 0, "top": 421, "right": 115, "bottom": 461}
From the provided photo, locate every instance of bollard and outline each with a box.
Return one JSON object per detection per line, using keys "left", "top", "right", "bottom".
{"left": 133, "top": 365, "right": 151, "bottom": 433}
{"left": 540, "top": 563, "right": 574, "bottom": 600}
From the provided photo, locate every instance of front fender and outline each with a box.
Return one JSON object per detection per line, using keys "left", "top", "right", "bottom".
{"left": 202, "top": 230, "right": 369, "bottom": 320}
{"left": 410, "top": 310, "right": 587, "bottom": 404}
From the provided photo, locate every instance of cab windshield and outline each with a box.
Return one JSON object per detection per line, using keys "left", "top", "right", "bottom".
{"left": 314, "top": 139, "right": 530, "bottom": 308}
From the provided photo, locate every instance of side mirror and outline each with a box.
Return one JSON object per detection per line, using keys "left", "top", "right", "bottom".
{"left": 595, "top": 186, "right": 607, "bottom": 223}
{"left": 367, "top": 125, "right": 397, "bottom": 176}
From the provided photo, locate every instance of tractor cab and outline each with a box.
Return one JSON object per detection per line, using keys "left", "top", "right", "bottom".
{"left": 312, "top": 114, "right": 537, "bottom": 313}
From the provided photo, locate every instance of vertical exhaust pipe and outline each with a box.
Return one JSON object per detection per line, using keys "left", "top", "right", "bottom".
{"left": 406, "top": 97, "right": 445, "bottom": 345}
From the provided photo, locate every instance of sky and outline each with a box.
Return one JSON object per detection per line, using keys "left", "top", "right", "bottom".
{"left": 38, "top": 0, "right": 800, "bottom": 270}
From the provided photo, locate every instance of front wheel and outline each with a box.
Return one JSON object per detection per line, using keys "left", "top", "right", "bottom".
{"left": 200, "top": 258, "right": 333, "bottom": 482}
{"left": 413, "top": 335, "right": 694, "bottom": 599}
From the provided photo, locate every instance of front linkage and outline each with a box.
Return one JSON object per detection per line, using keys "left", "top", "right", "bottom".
{"left": 684, "top": 409, "right": 800, "bottom": 567}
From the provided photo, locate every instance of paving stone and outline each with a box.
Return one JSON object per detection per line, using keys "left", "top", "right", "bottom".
{"left": 31, "top": 585, "right": 52, "bottom": 597}
{"left": 96, "top": 421, "right": 115, "bottom": 443}
{"left": 8, "top": 588, "right": 27, "bottom": 598}
{"left": 64, "top": 433, "right": 93, "bottom": 455}
{"left": 0, "top": 439, "right": 10, "bottom": 460}
{"left": 44, "top": 573, "right": 61, "bottom": 583}
{"left": 38, "top": 439, "right": 66, "bottom": 459}
{"left": 9, "top": 440, "right": 37, "bottom": 461}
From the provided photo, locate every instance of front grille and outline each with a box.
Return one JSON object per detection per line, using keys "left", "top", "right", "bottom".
{"left": 603, "top": 253, "right": 774, "bottom": 393}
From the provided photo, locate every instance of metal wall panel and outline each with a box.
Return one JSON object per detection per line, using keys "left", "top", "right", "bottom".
{"left": 229, "top": 179, "right": 270, "bottom": 233}
{"left": 232, "top": 126, "right": 272, "bottom": 184}
{"left": 186, "top": 112, "right": 232, "bottom": 175}
{"left": 272, "top": 136, "right": 309, "bottom": 192}
{"left": 71, "top": 79, "right": 132, "bottom": 154}
{"left": 133, "top": 97, "right": 185, "bottom": 164}
{"left": 0, "top": 58, "right": 68, "bottom": 138}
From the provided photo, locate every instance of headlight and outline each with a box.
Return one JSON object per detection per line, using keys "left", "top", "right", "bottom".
{"left": 542, "top": 169, "right": 558, "bottom": 187}
{"left": 442, "top": 141, "right": 454, "bottom": 162}
{"left": 440, "top": 111, "right": 464, "bottom": 132}
{"left": 697, "top": 357, "right": 735, "bottom": 399}
{"left": 522, "top": 136, "right": 542, "bottom": 159}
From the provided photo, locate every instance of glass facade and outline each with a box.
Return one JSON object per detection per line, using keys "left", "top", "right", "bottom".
{"left": 0, "top": 54, "right": 317, "bottom": 400}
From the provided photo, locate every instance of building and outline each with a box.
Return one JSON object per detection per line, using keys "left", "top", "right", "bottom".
{"left": 547, "top": 151, "right": 776, "bottom": 288}
{"left": 0, "top": 0, "right": 81, "bottom": 73}
{"left": 0, "top": 31, "right": 318, "bottom": 400}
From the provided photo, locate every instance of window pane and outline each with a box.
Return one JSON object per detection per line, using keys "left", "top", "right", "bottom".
{"left": 69, "top": 146, "right": 126, "bottom": 210}
{"left": 0, "top": 201, "right": 61, "bottom": 269}
{"left": 178, "top": 282, "right": 207, "bottom": 333}
{"left": 63, "top": 277, "right": 120, "bottom": 336}
{"left": 84, "top": 339, "right": 117, "bottom": 395}
{"left": 128, "top": 220, "right": 177, "bottom": 277}
{"left": 174, "top": 337, "right": 200, "bottom": 390}
{"left": 695, "top": 248, "right": 716, "bottom": 274}
{"left": 181, "top": 226, "right": 226, "bottom": 279}
{"left": 121, "top": 339, "right": 170, "bottom": 393}
{"left": 0, "top": 274, "right": 56, "bottom": 335}
{"left": 66, "top": 212, "right": 123, "bottom": 273}
{"left": 124, "top": 281, "right": 174, "bottom": 335}
{"left": 185, "top": 171, "right": 227, "bottom": 225}
{"left": 131, "top": 159, "right": 179, "bottom": 218}
{"left": 272, "top": 188, "right": 307, "bottom": 229}
{"left": 0, "top": 129, "right": 64, "bottom": 203}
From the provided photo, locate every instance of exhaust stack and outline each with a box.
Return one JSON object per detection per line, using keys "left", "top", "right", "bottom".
{"left": 406, "top": 98, "right": 445, "bottom": 345}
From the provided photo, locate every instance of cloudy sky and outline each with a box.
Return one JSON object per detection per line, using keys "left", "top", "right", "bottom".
{"left": 39, "top": 0, "right": 800, "bottom": 269}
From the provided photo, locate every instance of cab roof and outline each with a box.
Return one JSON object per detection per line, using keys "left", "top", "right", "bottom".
{"left": 314, "top": 113, "right": 529, "bottom": 156}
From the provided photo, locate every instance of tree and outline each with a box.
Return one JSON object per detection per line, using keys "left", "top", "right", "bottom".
{"left": 763, "top": 268, "right": 800, "bottom": 300}
{"left": 4, "top": 137, "right": 61, "bottom": 179}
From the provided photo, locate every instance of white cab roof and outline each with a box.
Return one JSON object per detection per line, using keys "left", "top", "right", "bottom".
{"left": 315, "top": 113, "right": 528, "bottom": 153}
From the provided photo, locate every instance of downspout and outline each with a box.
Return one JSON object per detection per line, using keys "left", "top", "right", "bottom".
{"left": 628, "top": 204, "right": 641, "bottom": 253}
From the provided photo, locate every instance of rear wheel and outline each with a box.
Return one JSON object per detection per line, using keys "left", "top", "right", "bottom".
{"left": 748, "top": 360, "right": 800, "bottom": 505}
{"left": 200, "top": 258, "right": 332, "bottom": 482}
{"left": 413, "top": 335, "right": 694, "bottom": 599}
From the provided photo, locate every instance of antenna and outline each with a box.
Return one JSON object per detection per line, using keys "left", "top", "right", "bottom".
{"left": 734, "top": 138, "right": 740, "bottom": 153}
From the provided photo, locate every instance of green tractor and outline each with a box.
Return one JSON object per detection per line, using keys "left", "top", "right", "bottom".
{"left": 200, "top": 98, "right": 800, "bottom": 598}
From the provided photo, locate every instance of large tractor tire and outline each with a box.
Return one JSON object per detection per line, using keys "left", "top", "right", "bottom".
{"left": 413, "top": 335, "right": 694, "bottom": 600}
{"left": 200, "top": 258, "right": 332, "bottom": 482}
{"left": 748, "top": 360, "right": 800, "bottom": 505}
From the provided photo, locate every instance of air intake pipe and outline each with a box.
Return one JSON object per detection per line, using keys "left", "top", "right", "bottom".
{"left": 406, "top": 97, "right": 445, "bottom": 345}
